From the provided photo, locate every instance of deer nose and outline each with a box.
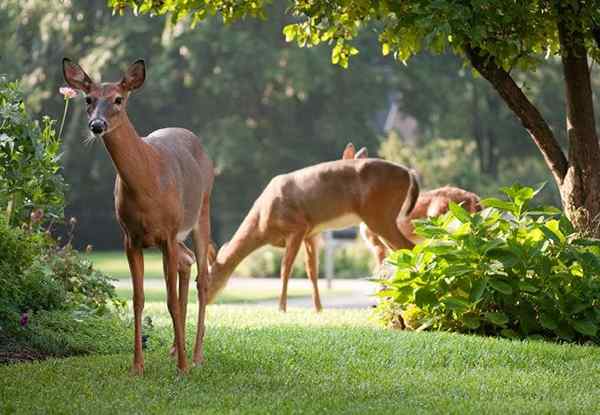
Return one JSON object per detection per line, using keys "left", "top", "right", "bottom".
{"left": 89, "top": 119, "right": 107, "bottom": 135}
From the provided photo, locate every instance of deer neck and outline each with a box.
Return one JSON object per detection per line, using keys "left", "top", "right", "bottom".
{"left": 102, "top": 114, "right": 157, "bottom": 192}
{"left": 208, "top": 212, "right": 265, "bottom": 300}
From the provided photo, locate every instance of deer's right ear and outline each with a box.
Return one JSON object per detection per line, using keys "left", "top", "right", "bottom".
{"left": 355, "top": 147, "right": 368, "bottom": 159}
{"left": 62, "top": 58, "right": 93, "bottom": 93}
{"left": 342, "top": 143, "right": 356, "bottom": 160}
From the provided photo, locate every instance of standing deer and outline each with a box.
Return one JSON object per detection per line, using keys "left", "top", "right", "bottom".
{"left": 206, "top": 146, "right": 420, "bottom": 312}
{"left": 342, "top": 145, "right": 482, "bottom": 265}
{"left": 63, "top": 58, "right": 214, "bottom": 375}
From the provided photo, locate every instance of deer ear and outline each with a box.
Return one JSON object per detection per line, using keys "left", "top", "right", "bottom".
{"left": 355, "top": 147, "right": 368, "bottom": 159}
{"left": 342, "top": 143, "right": 356, "bottom": 160}
{"left": 62, "top": 58, "right": 94, "bottom": 93}
{"left": 121, "top": 59, "right": 145, "bottom": 91}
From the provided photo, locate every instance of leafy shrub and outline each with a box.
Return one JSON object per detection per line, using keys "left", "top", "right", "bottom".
{"left": 0, "top": 217, "right": 123, "bottom": 334}
{"left": 0, "top": 77, "right": 65, "bottom": 226}
{"left": 376, "top": 184, "right": 600, "bottom": 343}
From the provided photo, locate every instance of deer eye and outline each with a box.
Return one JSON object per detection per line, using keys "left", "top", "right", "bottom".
{"left": 85, "top": 96, "right": 93, "bottom": 105}
{"left": 114, "top": 97, "right": 123, "bottom": 105}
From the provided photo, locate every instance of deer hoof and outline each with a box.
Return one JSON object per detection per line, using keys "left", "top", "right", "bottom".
{"left": 129, "top": 363, "right": 144, "bottom": 376}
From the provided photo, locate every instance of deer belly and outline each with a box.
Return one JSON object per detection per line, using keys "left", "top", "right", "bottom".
{"left": 311, "top": 213, "right": 361, "bottom": 235}
{"left": 176, "top": 228, "right": 192, "bottom": 242}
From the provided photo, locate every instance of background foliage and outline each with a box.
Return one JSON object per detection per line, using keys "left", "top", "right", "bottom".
{"left": 1, "top": 0, "right": 590, "bottom": 251}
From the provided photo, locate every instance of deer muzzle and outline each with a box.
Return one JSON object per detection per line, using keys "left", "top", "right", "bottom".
{"left": 89, "top": 118, "right": 107, "bottom": 135}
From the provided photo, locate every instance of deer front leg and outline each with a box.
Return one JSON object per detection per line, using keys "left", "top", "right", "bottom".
{"left": 169, "top": 243, "right": 194, "bottom": 357}
{"left": 162, "top": 239, "right": 189, "bottom": 374}
{"left": 280, "top": 231, "right": 306, "bottom": 312}
{"left": 303, "top": 235, "right": 323, "bottom": 312}
{"left": 192, "top": 192, "right": 211, "bottom": 365}
{"left": 125, "top": 244, "right": 145, "bottom": 376}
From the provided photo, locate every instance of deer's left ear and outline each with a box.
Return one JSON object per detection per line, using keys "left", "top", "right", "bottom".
{"left": 342, "top": 143, "right": 356, "bottom": 160}
{"left": 120, "top": 59, "right": 145, "bottom": 91}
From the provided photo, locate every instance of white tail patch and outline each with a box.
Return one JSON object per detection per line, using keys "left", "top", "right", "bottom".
{"left": 398, "top": 172, "right": 416, "bottom": 218}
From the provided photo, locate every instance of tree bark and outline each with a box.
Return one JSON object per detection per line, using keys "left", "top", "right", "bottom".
{"left": 557, "top": 13, "right": 600, "bottom": 231}
{"left": 464, "top": 45, "right": 568, "bottom": 186}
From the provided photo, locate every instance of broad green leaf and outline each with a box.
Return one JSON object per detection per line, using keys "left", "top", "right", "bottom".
{"left": 488, "top": 279, "right": 513, "bottom": 295}
{"left": 539, "top": 313, "right": 558, "bottom": 330}
{"left": 442, "top": 297, "right": 470, "bottom": 311}
{"left": 501, "top": 328, "right": 519, "bottom": 338}
{"left": 414, "top": 287, "right": 438, "bottom": 308}
{"left": 469, "top": 279, "right": 487, "bottom": 302}
{"left": 517, "top": 281, "right": 538, "bottom": 293}
{"left": 462, "top": 315, "right": 481, "bottom": 329}
{"left": 484, "top": 312, "right": 509, "bottom": 326}
{"left": 572, "top": 319, "right": 598, "bottom": 337}
{"left": 480, "top": 197, "right": 515, "bottom": 213}
{"left": 448, "top": 201, "right": 472, "bottom": 223}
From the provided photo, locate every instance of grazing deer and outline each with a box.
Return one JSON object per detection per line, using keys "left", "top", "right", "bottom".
{"left": 206, "top": 144, "right": 420, "bottom": 311}
{"left": 342, "top": 146, "right": 481, "bottom": 265}
{"left": 63, "top": 59, "right": 214, "bottom": 375}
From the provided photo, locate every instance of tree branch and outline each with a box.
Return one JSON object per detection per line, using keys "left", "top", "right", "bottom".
{"left": 463, "top": 45, "right": 568, "bottom": 183}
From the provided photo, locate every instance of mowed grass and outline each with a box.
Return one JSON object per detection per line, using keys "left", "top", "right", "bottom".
{"left": 90, "top": 250, "right": 167, "bottom": 279}
{"left": 115, "top": 286, "right": 330, "bottom": 304}
{"left": 2, "top": 304, "right": 600, "bottom": 414}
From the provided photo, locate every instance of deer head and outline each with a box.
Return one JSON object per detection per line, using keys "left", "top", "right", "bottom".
{"left": 62, "top": 58, "right": 145, "bottom": 137}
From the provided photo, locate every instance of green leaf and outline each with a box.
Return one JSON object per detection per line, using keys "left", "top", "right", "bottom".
{"left": 414, "top": 287, "right": 438, "bottom": 308}
{"left": 442, "top": 297, "right": 470, "bottom": 311}
{"left": 572, "top": 319, "right": 598, "bottom": 337}
{"left": 448, "top": 201, "right": 472, "bottom": 223}
{"left": 488, "top": 279, "right": 513, "bottom": 295}
{"left": 462, "top": 314, "right": 481, "bottom": 329}
{"left": 500, "top": 328, "right": 519, "bottom": 338}
{"left": 484, "top": 312, "right": 509, "bottom": 326}
{"left": 469, "top": 279, "right": 487, "bottom": 302}
{"left": 481, "top": 197, "right": 515, "bottom": 213}
{"left": 558, "top": 215, "right": 574, "bottom": 236}
{"left": 539, "top": 313, "right": 558, "bottom": 330}
{"left": 517, "top": 281, "right": 538, "bottom": 293}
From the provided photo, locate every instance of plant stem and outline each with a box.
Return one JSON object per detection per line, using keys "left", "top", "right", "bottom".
{"left": 58, "top": 99, "right": 69, "bottom": 140}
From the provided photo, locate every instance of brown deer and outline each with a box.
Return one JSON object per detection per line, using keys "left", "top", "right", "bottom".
{"left": 342, "top": 146, "right": 482, "bottom": 265}
{"left": 206, "top": 144, "right": 419, "bottom": 312}
{"left": 63, "top": 59, "right": 214, "bottom": 375}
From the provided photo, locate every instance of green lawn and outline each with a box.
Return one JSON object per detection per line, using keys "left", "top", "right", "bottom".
{"left": 2, "top": 304, "right": 600, "bottom": 414}
{"left": 114, "top": 286, "right": 333, "bottom": 305}
{"left": 91, "top": 250, "right": 167, "bottom": 279}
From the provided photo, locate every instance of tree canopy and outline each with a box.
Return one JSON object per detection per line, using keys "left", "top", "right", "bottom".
{"left": 111, "top": 0, "right": 600, "bottom": 231}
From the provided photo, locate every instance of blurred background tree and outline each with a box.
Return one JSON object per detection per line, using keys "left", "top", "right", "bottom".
{"left": 2, "top": 0, "right": 586, "bottom": 249}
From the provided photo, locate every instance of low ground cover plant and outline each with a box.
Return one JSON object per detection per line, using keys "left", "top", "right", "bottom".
{"left": 376, "top": 184, "right": 600, "bottom": 343}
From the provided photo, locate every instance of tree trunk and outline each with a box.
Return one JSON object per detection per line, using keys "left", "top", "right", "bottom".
{"left": 557, "top": 13, "right": 600, "bottom": 233}
{"left": 464, "top": 46, "right": 568, "bottom": 186}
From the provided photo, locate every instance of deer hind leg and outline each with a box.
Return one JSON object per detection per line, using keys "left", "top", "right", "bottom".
{"left": 303, "top": 235, "right": 322, "bottom": 312}
{"left": 191, "top": 192, "right": 211, "bottom": 366}
{"left": 169, "top": 242, "right": 195, "bottom": 357}
{"left": 162, "top": 239, "right": 189, "bottom": 374}
{"left": 362, "top": 214, "right": 414, "bottom": 253}
{"left": 280, "top": 231, "right": 306, "bottom": 312}
{"left": 359, "top": 223, "right": 389, "bottom": 267}
{"left": 126, "top": 244, "right": 145, "bottom": 376}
